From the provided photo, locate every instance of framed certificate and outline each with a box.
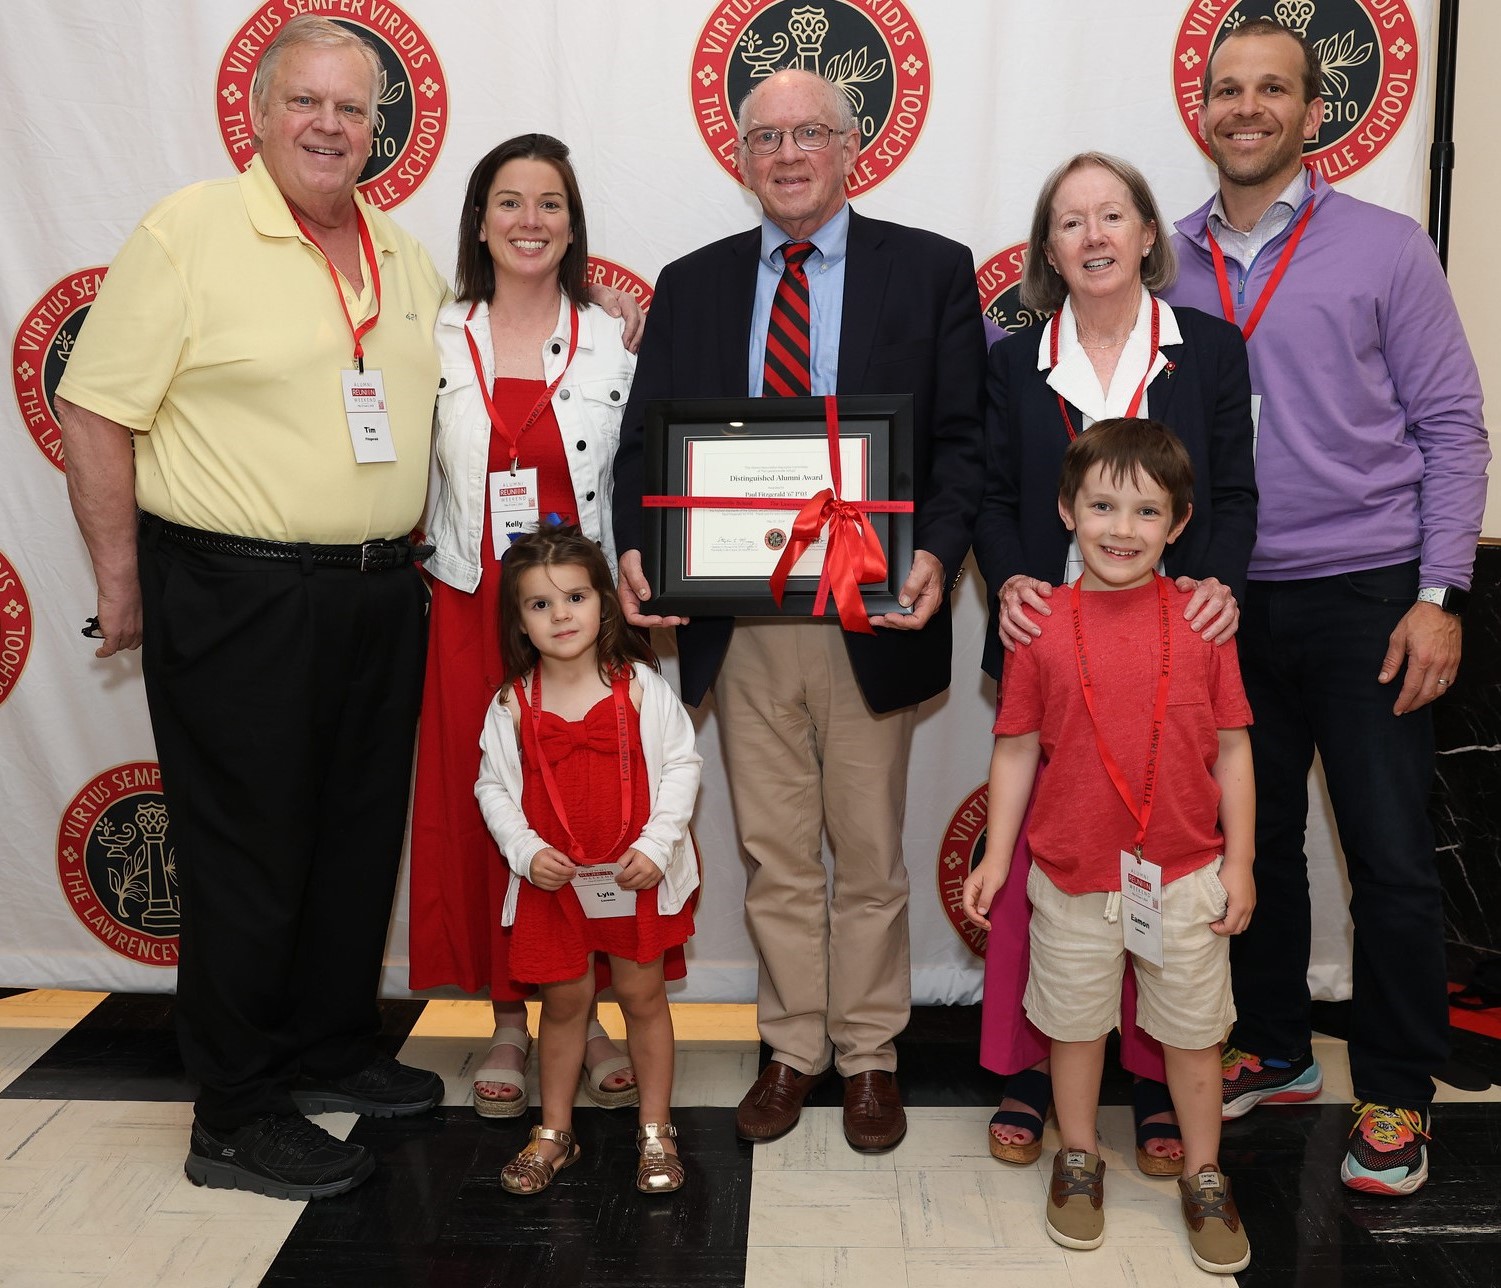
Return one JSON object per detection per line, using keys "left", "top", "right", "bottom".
{"left": 640, "top": 394, "right": 914, "bottom": 618}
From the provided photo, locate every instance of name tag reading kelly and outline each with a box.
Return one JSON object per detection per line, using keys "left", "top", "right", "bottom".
{"left": 1121, "top": 850, "right": 1164, "bottom": 969}
{"left": 489, "top": 468, "right": 541, "bottom": 557}
{"left": 343, "top": 369, "right": 395, "bottom": 463}
{"left": 571, "top": 863, "right": 637, "bottom": 919}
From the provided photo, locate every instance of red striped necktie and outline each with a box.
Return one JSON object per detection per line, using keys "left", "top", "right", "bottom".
{"left": 762, "top": 240, "right": 815, "bottom": 397}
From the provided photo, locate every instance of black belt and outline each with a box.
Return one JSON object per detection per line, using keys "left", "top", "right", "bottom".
{"left": 147, "top": 515, "right": 433, "bottom": 572}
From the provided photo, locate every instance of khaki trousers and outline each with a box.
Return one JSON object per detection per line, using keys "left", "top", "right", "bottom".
{"left": 716, "top": 620, "right": 916, "bottom": 1076}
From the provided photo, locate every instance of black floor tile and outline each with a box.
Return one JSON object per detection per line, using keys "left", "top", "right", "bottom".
{"left": 0, "top": 988, "right": 30, "bottom": 1001}
{"left": 0, "top": 993, "right": 430, "bottom": 1102}
{"left": 263, "top": 1106, "right": 750, "bottom": 1288}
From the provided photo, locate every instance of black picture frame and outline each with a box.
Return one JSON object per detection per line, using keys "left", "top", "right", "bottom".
{"left": 640, "top": 394, "right": 915, "bottom": 618}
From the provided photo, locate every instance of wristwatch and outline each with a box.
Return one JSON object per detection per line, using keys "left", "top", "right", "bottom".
{"left": 1416, "top": 586, "right": 1469, "bottom": 616}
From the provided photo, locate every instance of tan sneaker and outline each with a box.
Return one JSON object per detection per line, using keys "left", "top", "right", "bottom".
{"left": 1045, "top": 1148, "right": 1105, "bottom": 1250}
{"left": 1178, "top": 1167, "right": 1250, "bottom": 1274}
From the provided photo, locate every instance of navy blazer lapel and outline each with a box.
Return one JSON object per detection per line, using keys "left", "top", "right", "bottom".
{"left": 723, "top": 230, "right": 761, "bottom": 396}
{"left": 838, "top": 209, "right": 888, "bottom": 392}
{"left": 1149, "top": 338, "right": 1184, "bottom": 423}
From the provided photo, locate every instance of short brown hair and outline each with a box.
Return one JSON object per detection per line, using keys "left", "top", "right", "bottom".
{"left": 454, "top": 134, "right": 590, "bottom": 309}
{"left": 497, "top": 523, "right": 655, "bottom": 685}
{"left": 1020, "top": 153, "right": 1177, "bottom": 313}
{"left": 1204, "top": 18, "right": 1322, "bottom": 105}
{"left": 1058, "top": 418, "right": 1194, "bottom": 525}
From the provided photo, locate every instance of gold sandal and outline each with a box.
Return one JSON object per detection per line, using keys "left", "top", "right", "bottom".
{"left": 500, "top": 1126, "right": 580, "bottom": 1195}
{"left": 635, "top": 1122, "right": 684, "bottom": 1194}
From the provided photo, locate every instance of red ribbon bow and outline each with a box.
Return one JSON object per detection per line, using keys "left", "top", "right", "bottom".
{"left": 767, "top": 396, "right": 887, "bottom": 634}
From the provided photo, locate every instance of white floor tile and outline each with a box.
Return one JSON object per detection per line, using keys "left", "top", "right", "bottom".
{"left": 747, "top": 1169, "right": 904, "bottom": 1248}
{"left": 746, "top": 1245, "right": 909, "bottom": 1288}
{"left": 752, "top": 1106, "right": 894, "bottom": 1173}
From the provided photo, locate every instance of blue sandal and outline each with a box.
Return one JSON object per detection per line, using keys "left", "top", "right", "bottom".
{"left": 1133, "top": 1076, "right": 1184, "bottom": 1176}
{"left": 988, "top": 1067, "right": 1051, "bottom": 1164}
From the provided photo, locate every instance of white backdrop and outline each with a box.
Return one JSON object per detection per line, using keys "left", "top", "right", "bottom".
{"left": 0, "top": 0, "right": 1435, "bottom": 1003}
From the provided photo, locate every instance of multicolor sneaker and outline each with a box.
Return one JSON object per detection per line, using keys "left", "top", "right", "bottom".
{"left": 1340, "top": 1102, "right": 1431, "bottom": 1195}
{"left": 1045, "top": 1148, "right": 1106, "bottom": 1250}
{"left": 1178, "top": 1167, "right": 1251, "bottom": 1274}
{"left": 1221, "top": 1045, "right": 1323, "bottom": 1120}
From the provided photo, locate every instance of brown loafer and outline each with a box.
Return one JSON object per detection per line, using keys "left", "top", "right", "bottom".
{"left": 736, "top": 1061, "right": 830, "bottom": 1141}
{"left": 842, "top": 1070, "right": 906, "bottom": 1151}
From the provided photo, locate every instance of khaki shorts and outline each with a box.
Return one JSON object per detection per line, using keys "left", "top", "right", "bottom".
{"left": 1022, "top": 859, "right": 1235, "bottom": 1051}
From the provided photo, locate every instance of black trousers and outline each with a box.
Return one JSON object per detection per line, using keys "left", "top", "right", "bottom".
{"left": 1229, "top": 563, "right": 1448, "bottom": 1108}
{"left": 139, "top": 524, "right": 429, "bottom": 1129}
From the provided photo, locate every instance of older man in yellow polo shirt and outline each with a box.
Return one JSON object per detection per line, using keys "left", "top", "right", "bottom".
{"left": 56, "top": 17, "right": 448, "bottom": 1201}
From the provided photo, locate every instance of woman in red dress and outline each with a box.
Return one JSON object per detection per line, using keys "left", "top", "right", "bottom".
{"left": 410, "top": 135, "right": 663, "bottom": 1115}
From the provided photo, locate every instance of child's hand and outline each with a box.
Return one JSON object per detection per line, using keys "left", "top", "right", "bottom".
{"left": 615, "top": 848, "right": 663, "bottom": 890}
{"left": 529, "top": 847, "right": 577, "bottom": 890}
{"left": 1210, "top": 862, "right": 1255, "bottom": 936}
{"left": 961, "top": 858, "right": 1011, "bottom": 932}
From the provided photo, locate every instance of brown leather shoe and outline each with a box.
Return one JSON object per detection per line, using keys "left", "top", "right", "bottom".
{"left": 842, "top": 1070, "right": 906, "bottom": 1151}
{"left": 736, "top": 1061, "right": 830, "bottom": 1141}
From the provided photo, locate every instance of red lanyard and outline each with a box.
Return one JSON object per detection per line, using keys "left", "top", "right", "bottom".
{"left": 1208, "top": 184, "right": 1315, "bottom": 343}
{"left": 464, "top": 303, "right": 580, "bottom": 470}
{"left": 1049, "top": 295, "right": 1159, "bottom": 441}
{"left": 1069, "top": 574, "right": 1172, "bottom": 856}
{"left": 290, "top": 205, "right": 381, "bottom": 372}
{"left": 516, "top": 667, "right": 633, "bottom": 862}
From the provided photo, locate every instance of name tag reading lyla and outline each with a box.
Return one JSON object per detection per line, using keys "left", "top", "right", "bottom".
{"left": 571, "top": 863, "right": 637, "bottom": 919}
{"left": 343, "top": 368, "right": 396, "bottom": 462}
{"left": 1120, "top": 849, "right": 1164, "bottom": 969}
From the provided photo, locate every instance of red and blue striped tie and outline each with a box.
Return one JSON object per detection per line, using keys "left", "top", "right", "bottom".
{"left": 762, "top": 240, "right": 815, "bottom": 397}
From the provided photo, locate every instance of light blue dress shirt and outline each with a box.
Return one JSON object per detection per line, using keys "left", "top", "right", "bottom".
{"left": 747, "top": 203, "right": 849, "bottom": 396}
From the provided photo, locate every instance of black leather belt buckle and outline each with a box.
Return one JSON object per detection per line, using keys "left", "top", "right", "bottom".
{"left": 359, "top": 539, "right": 401, "bottom": 572}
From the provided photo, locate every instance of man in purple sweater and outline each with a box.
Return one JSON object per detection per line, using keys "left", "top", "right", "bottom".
{"left": 1164, "top": 19, "right": 1489, "bottom": 1196}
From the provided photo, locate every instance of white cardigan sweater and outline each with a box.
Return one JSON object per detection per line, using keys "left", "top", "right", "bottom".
{"left": 474, "top": 664, "right": 702, "bottom": 927}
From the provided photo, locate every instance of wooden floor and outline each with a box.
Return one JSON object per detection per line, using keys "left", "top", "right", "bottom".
{"left": 1, "top": 989, "right": 1499, "bottom": 1287}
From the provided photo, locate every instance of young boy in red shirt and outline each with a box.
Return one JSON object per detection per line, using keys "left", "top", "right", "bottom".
{"left": 963, "top": 418, "right": 1255, "bottom": 1275}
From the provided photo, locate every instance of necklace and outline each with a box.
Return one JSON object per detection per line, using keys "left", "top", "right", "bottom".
{"left": 1077, "top": 333, "right": 1130, "bottom": 351}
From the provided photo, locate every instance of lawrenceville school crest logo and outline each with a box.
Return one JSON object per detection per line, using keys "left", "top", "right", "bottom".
{"left": 976, "top": 242, "right": 1045, "bottom": 339}
{"left": 936, "top": 783, "right": 989, "bottom": 958}
{"left": 57, "top": 763, "right": 180, "bottom": 967}
{"left": 692, "top": 1, "right": 933, "bottom": 196}
{"left": 586, "top": 257, "right": 655, "bottom": 316}
{"left": 0, "top": 551, "right": 33, "bottom": 709}
{"left": 1174, "top": 0, "right": 1418, "bottom": 183}
{"left": 216, "top": 2, "right": 448, "bottom": 210}
{"left": 10, "top": 268, "right": 109, "bottom": 473}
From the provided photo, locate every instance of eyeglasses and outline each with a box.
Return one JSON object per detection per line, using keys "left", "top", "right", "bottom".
{"left": 740, "top": 122, "right": 845, "bottom": 156}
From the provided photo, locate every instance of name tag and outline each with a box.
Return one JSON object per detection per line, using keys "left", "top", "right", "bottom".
{"left": 343, "top": 368, "right": 395, "bottom": 462}
{"left": 571, "top": 863, "right": 637, "bottom": 919}
{"left": 489, "top": 467, "right": 540, "bottom": 557}
{"left": 1120, "top": 850, "right": 1164, "bottom": 969}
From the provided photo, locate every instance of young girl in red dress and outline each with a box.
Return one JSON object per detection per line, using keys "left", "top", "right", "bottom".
{"left": 475, "top": 524, "right": 700, "bottom": 1195}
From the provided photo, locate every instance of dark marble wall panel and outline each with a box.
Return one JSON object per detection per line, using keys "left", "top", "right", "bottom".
{"left": 1433, "top": 541, "right": 1501, "bottom": 958}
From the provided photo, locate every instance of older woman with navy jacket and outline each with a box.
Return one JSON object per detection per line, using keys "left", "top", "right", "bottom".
{"left": 408, "top": 134, "right": 649, "bottom": 1118}
{"left": 971, "top": 151, "right": 1257, "bottom": 1175}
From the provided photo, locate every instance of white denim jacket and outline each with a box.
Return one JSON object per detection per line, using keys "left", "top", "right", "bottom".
{"left": 474, "top": 664, "right": 702, "bottom": 927}
{"left": 423, "top": 295, "right": 633, "bottom": 591}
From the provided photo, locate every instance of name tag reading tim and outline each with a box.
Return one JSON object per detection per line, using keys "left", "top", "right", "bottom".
{"left": 1120, "top": 850, "right": 1164, "bottom": 969}
{"left": 343, "top": 369, "right": 395, "bottom": 462}
{"left": 571, "top": 863, "right": 637, "bottom": 919}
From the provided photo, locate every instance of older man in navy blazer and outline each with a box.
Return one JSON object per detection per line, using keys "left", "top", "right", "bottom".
{"left": 613, "top": 68, "right": 984, "bottom": 1152}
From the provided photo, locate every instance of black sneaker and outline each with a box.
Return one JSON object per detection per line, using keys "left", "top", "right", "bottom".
{"left": 291, "top": 1054, "right": 444, "bottom": 1117}
{"left": 185, "top": 1114, "right": 374, "bottom": 1200}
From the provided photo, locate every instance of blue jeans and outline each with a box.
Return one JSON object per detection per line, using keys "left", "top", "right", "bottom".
{"left": 1229, "top": 562, "right": 1447, "bottom": 1108}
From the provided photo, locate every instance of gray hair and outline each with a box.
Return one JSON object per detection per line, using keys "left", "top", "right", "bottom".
{"left": 735, "top": 68, "right": 857, "bottom": 139}
{"left": 250, "top": 14, "right": 385, "bottom": 144}
{"left": 1020, "top": 151, "right": 1178, "bottom": 314}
